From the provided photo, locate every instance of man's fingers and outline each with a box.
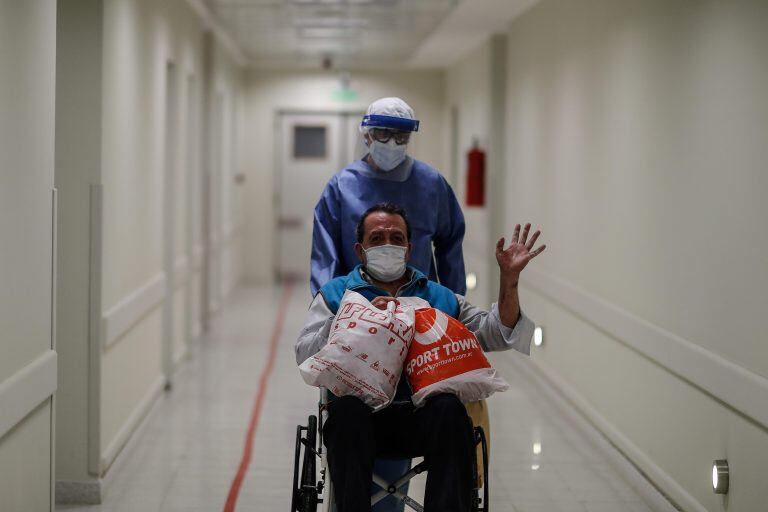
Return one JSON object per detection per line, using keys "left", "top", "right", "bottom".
{"left": 526, "top": 230, "right": 541, "bottom": 250}
{"left": 512, "top": 224, "right": 521, "bottom": 244}
{"left": 372, "top": 296, "right": 397, "bottom": 310}
{"left": 496, "top": 237, "right": 505, "bottom": 253}
{"left": 529, "top": 244, "right": 547, "bottom": 258}
{"left": 520, "top": 223, "right": 531, "bottom": 246}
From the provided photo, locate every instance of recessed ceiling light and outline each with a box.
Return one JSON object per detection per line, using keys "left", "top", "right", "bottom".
{"left": 297, "top": 27, "right": 360, "bottom": 39}
{"left": 292, "top": 0, "right": 375, "bottom": 5}
{"left": 531, "top": 464, "right": 540, "bottom": 471}
{"left": 466, "top": 272, "right": 477, "bottom": 291}
{"left": 293, "top": 18, "right": 370, "bottom": 29}
{"left": 533, "top": 442, "right": 542, "bottom": 455}
{"left": 534, "top": 326, "right": 543, "bottom": 347}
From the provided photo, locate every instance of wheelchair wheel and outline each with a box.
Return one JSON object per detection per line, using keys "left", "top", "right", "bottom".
{"left": 291, "top": 415, "right": 320, "bottom": 512}
{"left": 472, "top": 426, "right": 490, "bottom": 512}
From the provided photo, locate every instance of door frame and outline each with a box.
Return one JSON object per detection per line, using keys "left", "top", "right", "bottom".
{"left": 161, "top": 60, "right": 178, "bottom": 389}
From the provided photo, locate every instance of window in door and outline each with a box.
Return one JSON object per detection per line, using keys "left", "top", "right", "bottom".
{"left": 293, "top": 125, "right": 327, "bottom": 159}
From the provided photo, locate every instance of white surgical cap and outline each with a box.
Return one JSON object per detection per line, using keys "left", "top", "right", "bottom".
{"left": 360, "top": 97, "right": 416, "bottom": 133}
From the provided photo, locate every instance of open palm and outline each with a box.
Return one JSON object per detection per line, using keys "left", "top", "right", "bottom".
{"left": 496, "top": 223, "right": 546, "bottom": 276}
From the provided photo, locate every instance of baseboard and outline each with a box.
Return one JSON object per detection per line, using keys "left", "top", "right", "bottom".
{"left": 99, "top": 375, "right": 165, "bottom": 474}
{"left": 55, "top": 479, "right": 102, "bottom": 505}
{"left": 511, "top": 356, "right": 702, "bottom": 512}
{"left": 57, "top": 376, "right": 167, "bottom": 505}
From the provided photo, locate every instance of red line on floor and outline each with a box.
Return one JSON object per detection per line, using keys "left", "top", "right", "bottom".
{"left": 224, "top": 283, "right": 295, "bottom": 512}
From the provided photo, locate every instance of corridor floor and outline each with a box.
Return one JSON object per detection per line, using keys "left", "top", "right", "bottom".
{"left": 58, "top": 285, "right": 676, "bottom": 512}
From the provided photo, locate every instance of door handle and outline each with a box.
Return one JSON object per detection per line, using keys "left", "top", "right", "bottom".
{"left": 278, "top": 217, "right": 303, "bottom": 229}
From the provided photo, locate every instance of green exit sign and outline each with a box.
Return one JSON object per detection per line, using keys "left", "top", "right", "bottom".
{"left": 332, "top": 88, "right": 359, "bottom": 102}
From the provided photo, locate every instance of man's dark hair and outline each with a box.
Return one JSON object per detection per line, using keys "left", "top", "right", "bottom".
{"left": 355, "top": 203, "right": 411, "bottom": 243}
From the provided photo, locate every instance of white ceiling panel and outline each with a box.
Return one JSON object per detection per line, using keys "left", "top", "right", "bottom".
{"left": 203, "top": 0, "right": 459, "bottom": 69}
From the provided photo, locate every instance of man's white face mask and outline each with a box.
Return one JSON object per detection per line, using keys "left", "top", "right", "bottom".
{"left": 367, "top": 139, "right": 407, "bottom": 172}
{"left": 363, "top": 244, "right": 407, "bottom": 282}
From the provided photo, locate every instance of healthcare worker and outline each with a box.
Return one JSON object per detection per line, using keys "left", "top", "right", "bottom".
{"left": 309, "top": 98, "right": 467, "bottom": 511}
{"left": 310, "top": 97, "right": 466, "bottom": 297}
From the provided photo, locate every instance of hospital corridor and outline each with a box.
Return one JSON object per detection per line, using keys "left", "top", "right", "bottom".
{"left": 1, "top": 1, "right": 767, "bottom": 512}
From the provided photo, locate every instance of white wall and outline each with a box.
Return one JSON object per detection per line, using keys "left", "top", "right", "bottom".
{"left": 503, "top": 1, "right": 768, "bottom": 510}
{"left": 53, "top": 1, "right": 246, "bottom": 501}
{"left": 0, "top": 1, "right": 57, "bottom": 510}
{"left": 100, "top": 0, "right": 199, "bottom": 474}
{"left": 56, "top": 0, "right": 243, "bottom": 503}
{"left": 207, "top": 40, "right": 247, "bottom": 310}
{"left": 241, "top": 69, "right": 447, "bottom": 283}
{"left": 445, "top": 40, "right": 495, "bottom": 308}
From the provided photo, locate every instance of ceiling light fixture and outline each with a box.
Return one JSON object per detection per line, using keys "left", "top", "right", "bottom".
{"left": 297, "top": 27, "right": 360, "bottom": 39}
{"left": 292, "top": 0, "right": 375, "bottom": 5}
{"left": 533, "top": 326, "right": 544, "bottom": 347}
{"left": 293, "top": 18, "right": 370, "bottom": 29}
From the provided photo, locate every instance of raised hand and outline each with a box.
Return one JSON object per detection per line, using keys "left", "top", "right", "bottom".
{"left": 495, "top": 223, "right": 546, "bottom": 278}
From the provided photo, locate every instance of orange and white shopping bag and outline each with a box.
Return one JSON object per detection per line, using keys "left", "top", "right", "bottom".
{"left": 405, "top": 307, "right": 509, "bottom": 407}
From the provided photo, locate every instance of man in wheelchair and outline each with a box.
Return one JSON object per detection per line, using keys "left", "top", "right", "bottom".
{"left": 296, "top": 203, "right": 545, "bottom": 512}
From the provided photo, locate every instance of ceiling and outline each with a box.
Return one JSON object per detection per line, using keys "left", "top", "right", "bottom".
{"left": 199, "top": 0, "right": 540, "bottom": 69}
{"left": 202, "top": 0, "right": 459, "bottom": 69}
{"left": 407, "top": 0, "right": 540, "bottom": 67}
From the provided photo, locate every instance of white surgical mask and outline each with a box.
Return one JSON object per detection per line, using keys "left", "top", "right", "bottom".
{"left": 367, "top": 139, "right": 407, "bottom": 172}
{"left": 363, "top": 245, "right": 407, "bottom": 282}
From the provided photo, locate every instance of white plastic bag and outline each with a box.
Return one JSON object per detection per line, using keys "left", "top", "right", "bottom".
{"left": 298, "top": 290, "right": 417, "bottom": 410}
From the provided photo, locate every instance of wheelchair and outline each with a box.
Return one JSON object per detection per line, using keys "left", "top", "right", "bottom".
{"left": 291, "top": 390, "right": 490, "bottom": 512}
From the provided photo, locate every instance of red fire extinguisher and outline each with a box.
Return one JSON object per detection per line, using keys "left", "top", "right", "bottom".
{"left": 466, "top": 139, "right": 485, "bottom": 207}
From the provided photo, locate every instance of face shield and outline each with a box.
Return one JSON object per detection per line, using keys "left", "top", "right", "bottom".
{"left": 360, "top": 113, "right": 420, "bottom": 171}
{"left": 360, "top": 114, "right": 420, "bottom": 134}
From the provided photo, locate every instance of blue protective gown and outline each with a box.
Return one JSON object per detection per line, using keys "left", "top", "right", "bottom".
{"left": 310, "top": 156, "right": 466, "bottom": 297}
